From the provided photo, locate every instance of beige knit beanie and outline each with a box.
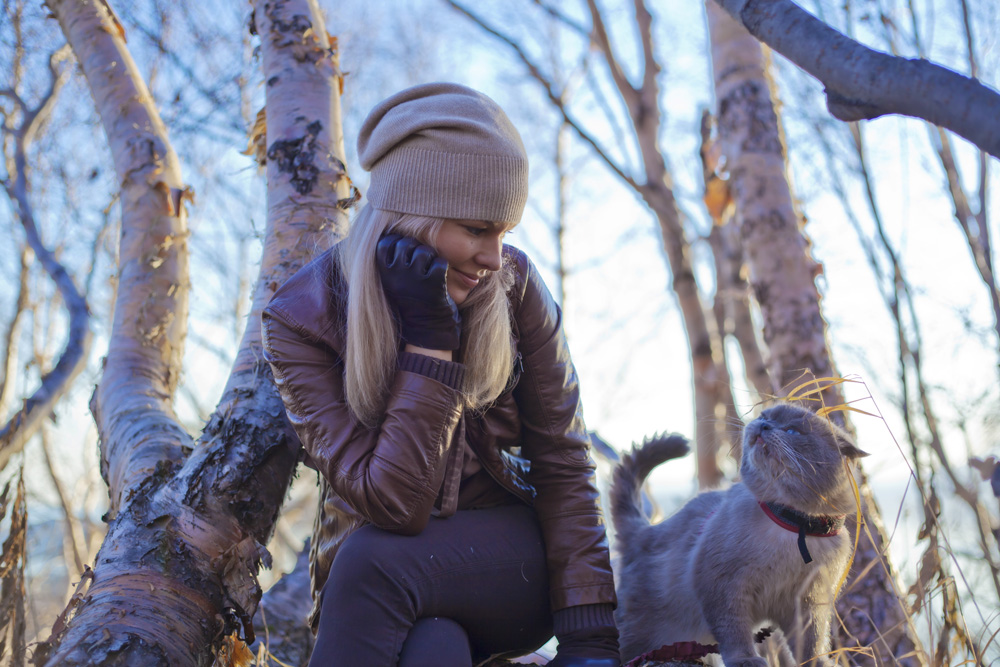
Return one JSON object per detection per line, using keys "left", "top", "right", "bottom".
{"left": 357, "top": 82, "right": 529, "bottom": 224}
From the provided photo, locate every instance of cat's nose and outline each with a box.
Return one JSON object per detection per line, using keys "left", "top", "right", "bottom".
{"left": 759, "top": 420, "right": 772, "bottom": 431}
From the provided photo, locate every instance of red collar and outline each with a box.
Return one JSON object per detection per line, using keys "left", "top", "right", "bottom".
{"left": 759, "top": 501, "right": 845, "bottom": 537}
{"left": 758, "top": 501, "right": 846, "bottom": 564}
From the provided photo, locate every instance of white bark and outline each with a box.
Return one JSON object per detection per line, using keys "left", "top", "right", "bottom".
{"left": 46, "top": 0, "right": 193, "bottom": 516}
{"left": 38, "top": 0, "right": 350, "bottom": 664}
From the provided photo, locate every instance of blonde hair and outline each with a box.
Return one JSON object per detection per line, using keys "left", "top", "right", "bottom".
{"left": 338, "top": 205, "right": 516, "bottom": 427}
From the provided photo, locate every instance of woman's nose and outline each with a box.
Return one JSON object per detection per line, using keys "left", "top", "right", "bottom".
{"left": 475, "top": 236, "right": 503, "bottom": 272}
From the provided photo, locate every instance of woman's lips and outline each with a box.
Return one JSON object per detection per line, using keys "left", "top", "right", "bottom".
{"left": 453, "top": 269, "right": 480, "bottom": 289}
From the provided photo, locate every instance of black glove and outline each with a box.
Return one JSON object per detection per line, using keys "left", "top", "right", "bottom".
{"left": 549, "top": 605, "right": 621, "bottom": 667}
{"left": 549, "top": 629, "right": 621, "bottom": 667}
{"left": 376, "top": 234, "right": 461, "bottom": 351}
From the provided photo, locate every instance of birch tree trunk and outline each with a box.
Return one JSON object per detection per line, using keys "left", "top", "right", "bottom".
{"left": 706, "top": 4, "right": 927, "bottom": 664}
{"left": 35, "top": 0, "right": 349, "bottom": 664}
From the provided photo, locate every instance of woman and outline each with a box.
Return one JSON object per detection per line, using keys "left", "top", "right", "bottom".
{"left": 262, "top": 83, "right": 619, "bottom": 667}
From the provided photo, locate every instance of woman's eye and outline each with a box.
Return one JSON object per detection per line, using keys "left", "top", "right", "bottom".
{"left": 464, "top": 226, "right": 486, "bottom": 236}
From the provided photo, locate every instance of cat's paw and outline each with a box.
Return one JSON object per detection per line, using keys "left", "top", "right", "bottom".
{"left": 727, "top": 658, "right": 768, "bottom": 667}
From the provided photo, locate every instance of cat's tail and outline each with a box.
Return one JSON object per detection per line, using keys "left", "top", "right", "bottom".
{"left": 610, "top": 434, "right": 691, "bottom": 546}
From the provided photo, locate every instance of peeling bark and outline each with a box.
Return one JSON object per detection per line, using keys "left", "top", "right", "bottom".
{"left": 0, "top": 472, "right": 27, "bottom": 667}
{"left": 45, "top": 0, "right": 192, "bottom": 514}
{"left": 36, "top": 0, "right": 349, "bottom": 664}
{"left": 706, "top": 4, "right": 927, "bottom": 664}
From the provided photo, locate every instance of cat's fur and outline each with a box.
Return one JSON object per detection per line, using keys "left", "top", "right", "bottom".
{"left": 610, "top": 403, "right": 868, "bottom": 667}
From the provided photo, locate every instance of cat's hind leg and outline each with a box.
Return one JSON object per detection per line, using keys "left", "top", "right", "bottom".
{"left": 704, "top": 615, "right": 767, "bottom": 667}
{"left": 775, "top": 605, "right": 835, "bottom": 667}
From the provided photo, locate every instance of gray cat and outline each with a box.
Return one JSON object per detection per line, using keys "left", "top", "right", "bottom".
{"left": 610, "top": 402, "right": 868, "bottom": 667}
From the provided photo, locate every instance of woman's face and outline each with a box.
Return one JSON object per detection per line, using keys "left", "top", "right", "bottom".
{"left": 433, "top": 219, "right": 515, "bottom": 305}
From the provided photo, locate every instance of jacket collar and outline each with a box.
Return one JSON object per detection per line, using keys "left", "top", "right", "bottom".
{"left": 759, "top": 501, "right": 846, "bottom": 564}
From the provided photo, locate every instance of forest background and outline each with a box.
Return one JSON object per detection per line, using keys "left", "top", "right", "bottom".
{"left": 0, "top": 0, "right": 998, "bottom": 665}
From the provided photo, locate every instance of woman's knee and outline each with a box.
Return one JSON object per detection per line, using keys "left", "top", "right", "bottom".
{"left": 323, "top": 526, "right": 412, "bottom": 602}
{"left": 398, "top": 617, "right": 472, "bottom": 667}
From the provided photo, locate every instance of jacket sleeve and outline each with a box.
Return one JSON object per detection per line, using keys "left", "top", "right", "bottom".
{"left": 511, "top": 251, "right": 617, "bottom": 611}
{"left": 262, "top": 289, "right": 463, "bottom": 536}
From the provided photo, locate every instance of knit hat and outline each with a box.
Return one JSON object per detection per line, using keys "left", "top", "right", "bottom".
{"left": 357, "top": 82, "right": 529, "bottom": 224}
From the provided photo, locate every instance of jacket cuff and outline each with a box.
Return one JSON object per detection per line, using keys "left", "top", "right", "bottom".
{"left": 398, "top": 352, "right": 466, "bottom": 390}
{"left": 552, "top": 603, "right": 617, "bottom": 636}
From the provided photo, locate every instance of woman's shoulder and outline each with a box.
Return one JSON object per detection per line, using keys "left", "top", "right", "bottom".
{"left": 263, "top": 244, "right": 346, "bottom": 348}
{"left": 503, "top": 244, "right": 560, "bottom": 340}
{"left": 502, "top": 244, "right": 535, "bottom": 309}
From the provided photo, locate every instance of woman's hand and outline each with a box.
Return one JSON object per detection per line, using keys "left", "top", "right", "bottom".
{"left": 376, "top": 234, "right": 462, "bottom": 351}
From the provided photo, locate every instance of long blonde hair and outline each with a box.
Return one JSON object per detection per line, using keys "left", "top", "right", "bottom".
{"left": 338, "top": 205, "right": 516, "bottom": 427}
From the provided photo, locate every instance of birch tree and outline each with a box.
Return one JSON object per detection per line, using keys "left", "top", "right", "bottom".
{"left": 33, "top": 0, "right": 349, "bottom": 663}
{"left": 705, "top": 5, "right": 929, "bottom": 663}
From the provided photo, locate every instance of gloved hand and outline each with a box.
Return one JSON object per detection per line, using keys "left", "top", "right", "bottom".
{"left": 547, "top": 649, "right": 620, "bottom": 667}
{"left": 376, "top": 234, "right": 462, "bottom": 351}
{"left": 549, "top": 605, "right": 621, "bottom": 667}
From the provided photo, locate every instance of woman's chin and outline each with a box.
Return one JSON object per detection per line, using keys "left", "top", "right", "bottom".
{"left": 448, "top": 285, "right": 470, "bottom": 306}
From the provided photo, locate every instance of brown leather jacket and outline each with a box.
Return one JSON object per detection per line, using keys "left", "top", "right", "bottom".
{"left": 262, "top": 243, "right": 616, "bottom": 629}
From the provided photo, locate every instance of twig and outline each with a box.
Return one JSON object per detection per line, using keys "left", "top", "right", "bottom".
{"left": 445, "top": 0, "right": 639, "bottom": 191}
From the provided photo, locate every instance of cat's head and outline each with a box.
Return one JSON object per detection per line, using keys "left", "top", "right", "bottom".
{"left": 740, "top": 402, "right": 868, "bottom": 514}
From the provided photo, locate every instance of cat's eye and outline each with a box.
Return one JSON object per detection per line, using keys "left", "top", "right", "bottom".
{"left": 785, "top": 427, "right": 798, "bottom": 435}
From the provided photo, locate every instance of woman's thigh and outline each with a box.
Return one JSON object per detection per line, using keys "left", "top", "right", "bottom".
{"left": 327, "top": 503, "right": 552, "bottom": 659}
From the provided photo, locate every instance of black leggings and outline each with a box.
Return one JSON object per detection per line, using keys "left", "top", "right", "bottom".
{"left": 308, "top": 504, "right": 554, "bottom": 667}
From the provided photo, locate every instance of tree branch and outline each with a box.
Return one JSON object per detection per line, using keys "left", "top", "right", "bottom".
{"left": 585, "top": 0, "right": 640, "bottom": 117}
{"left": 47, "top": 0, "right": 193, "bottom": 515}
{"left": 0, "top": 176, "right": 92, "bottom": 472}
{"left": 38, "top": 0, "right": 350, "bottom": 662}
{"left": 0, "top": 44, "right": 92, "bottom": 472}
{"left": 446, "top": 0, "right": 639, "bottom": 191}
{"left": 714, "top": 0, "right": 1000, "bottom": 159}
{"left": 0, "top": 247, "right": 31, "bottom": 418}
{"left": 529, "top": 0, "right": 589, "bottom": 37}
{"left": 634, "top": 0, "right": 659, "bottom": 103}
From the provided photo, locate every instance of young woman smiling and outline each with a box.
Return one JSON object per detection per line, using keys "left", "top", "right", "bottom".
{"left": 262, "top": 83, "right": 619, "bottom": 667}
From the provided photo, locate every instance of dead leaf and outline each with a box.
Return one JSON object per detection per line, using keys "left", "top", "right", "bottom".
{"left": 213, "top": 632, "right": 255, "bottom": 667}
{"left": 969, "top": 455, "right": 998, "bottom": 481}
{"left": 243, "top": 108, "right": 267, "bottom": 167}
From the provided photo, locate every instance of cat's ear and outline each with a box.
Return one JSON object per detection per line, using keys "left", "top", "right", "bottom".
{"left": 837, "top": 434, "right": 870, "bottom": 459}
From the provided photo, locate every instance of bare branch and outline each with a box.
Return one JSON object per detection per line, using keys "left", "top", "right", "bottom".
{"left": 0, "top": 122, "right": 92, "bottom": 472}
{"left": 39, "top": 424, "right": 87, "bottom": 577}
{"left": 634, "top": 0, "right": 659, "bottom": 103}
{"left": 714, "top": 0, "right": 1000, "bottom": 159}
{"left": 445, "top": 0, "right": 639, "bottom": 190}
{"left": 0, "top": 246, "right": 31, "bottom": 417}
{"left": 529, "top": 0, "right": 589, "bottom": 37}
{"left": 21, "top": 45, "right": 72, "bottom": 148}
{"left": 585, "top": 0, "right": 641, "bottom": 117}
